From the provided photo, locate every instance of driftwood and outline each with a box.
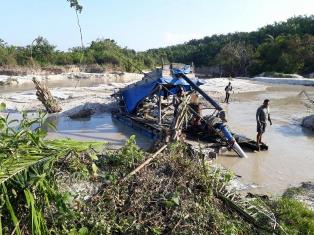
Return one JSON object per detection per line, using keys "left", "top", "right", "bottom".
{"left": 32, "top": 78, "right": 62, "bottom": 113}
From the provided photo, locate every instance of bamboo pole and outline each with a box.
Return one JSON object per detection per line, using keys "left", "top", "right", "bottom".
{"left": 122, "top": 144, "right": 167, "bottom": 182}
{"left": 158, "top": 85, "right": 162, "bottom": 125}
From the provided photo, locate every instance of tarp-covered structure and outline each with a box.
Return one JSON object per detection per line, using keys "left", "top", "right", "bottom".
{"left": 121, "top": 66, "right": 203, "bottom": 113}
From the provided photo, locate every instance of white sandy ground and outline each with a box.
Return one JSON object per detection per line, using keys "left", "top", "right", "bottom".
{"left": 0, "top": 72, "right": 142, "bottom": 115}
{"left": 0, "top": 74, "right": 313, "bottom": 122}
{"left": 0, "top": 75, "right": 269, "bottom": 115}
{"left": 201, "top": 78, "right": 268, "bottom": 96}
{"left": 0, "top": 72, "right": 142, "bottom": 86}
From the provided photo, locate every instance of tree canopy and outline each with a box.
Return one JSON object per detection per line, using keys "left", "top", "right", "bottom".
{"left": 0, "top": 15, "right": 313, "bottom": 75}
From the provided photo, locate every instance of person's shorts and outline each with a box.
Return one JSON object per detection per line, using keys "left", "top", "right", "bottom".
{"left": 257, "top": 122, "right": 266, "bottom": 133}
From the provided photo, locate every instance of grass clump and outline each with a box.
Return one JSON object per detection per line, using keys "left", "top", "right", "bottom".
{"left": 271, "top": 184, "right": 314, "bottom": 235}
{"left": 273, "top": 198, "right": 314, "bottom": 235}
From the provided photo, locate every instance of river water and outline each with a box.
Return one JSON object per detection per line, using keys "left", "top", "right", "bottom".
{"left": 216, "top": 84, "right": 314, "bottom": 195}
{"left": 1, "top": 80, "right": 313, "bottom": 195}
{"left": 47, "top": 114, "right": 153, "bottom": 150}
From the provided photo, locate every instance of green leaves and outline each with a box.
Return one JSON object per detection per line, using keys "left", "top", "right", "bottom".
{"left": 0, "top": 103, "right": 5, "bottom": 112}
{"left": 0, "top": 111, "right": 104, "bottom": 234}
{"left": 67, "top": 0, "right": 83, "bottom": 13}
{"left": 163, "top": 194, "right": 180, "bottom": 208}
{"left": 2, "top": 185, "right": 21, "bottom": 235}
{"left": 24, "top": 189, "right": 46, "bottom": 234}
{"left": 78, "top": 227, "right": 89, "bottom": 235}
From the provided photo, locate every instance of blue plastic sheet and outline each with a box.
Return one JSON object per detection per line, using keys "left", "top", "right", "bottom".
{"left": 172, "top": 65, "right": 191, "bottom": 75}
{"left": 122, "top": 72, "right": 202, "bottom": 113}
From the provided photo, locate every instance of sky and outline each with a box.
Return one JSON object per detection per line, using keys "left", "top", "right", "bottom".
{"left": 0, "top": 0, "right": 313, "bottom": 51}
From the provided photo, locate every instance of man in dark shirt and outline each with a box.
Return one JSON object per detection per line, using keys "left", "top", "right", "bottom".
{"left": 256, "top": 99, "right": 272, "bottom": 151}
{"left": 224, "top": 82, "right": 232, "bottom": 103}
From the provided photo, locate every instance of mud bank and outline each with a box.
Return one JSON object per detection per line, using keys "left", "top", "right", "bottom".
{"left": 302, "top": 114, "right": 314, "bottom": 130}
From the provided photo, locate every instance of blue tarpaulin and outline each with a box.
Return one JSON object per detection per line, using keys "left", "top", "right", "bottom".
{"left": 122, "top": 69, "right": 203, "bottom": 113}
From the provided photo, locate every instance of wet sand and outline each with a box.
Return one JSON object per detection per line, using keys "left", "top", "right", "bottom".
{"left": 216, "top": 84, "right": 314, "bottom": 195}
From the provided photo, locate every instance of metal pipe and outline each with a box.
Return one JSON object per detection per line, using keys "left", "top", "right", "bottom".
{"left": 179, "top": 73, "right": 223, "bottom": 111}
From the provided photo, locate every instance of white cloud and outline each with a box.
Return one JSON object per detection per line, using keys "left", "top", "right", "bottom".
{"left": 163, "top": 32, "right": 205, "bottom": 46}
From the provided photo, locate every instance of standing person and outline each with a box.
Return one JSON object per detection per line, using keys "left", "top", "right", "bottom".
{"left": 224, "top": 82, "right": 233, "bottom": 103}
{"left": 173, "top": 86, "right": 184, "bottom": 118}
{"left": 189, "top": 93, "right": 201, "bottom": 126}
{"left": 256, "top": 99, "right": 272, "bottom": 151}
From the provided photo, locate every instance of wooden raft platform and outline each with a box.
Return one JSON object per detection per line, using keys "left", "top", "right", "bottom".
{"left": 112, "top": 112, "right": 268, "bottom": 152}
{"left": 112, "top": 111, "right": 165, "bottom": 140}
{"left": 185, "top": 126, "right": 268, "bottom": 151}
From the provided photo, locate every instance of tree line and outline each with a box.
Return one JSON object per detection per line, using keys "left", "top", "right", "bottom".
{"left": 0, "top": 15, "right": 313, "bottom": 76}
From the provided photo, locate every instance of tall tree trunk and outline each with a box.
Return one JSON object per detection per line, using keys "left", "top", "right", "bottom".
{"left": 75, "top": 10, "right": 84, "bottom": 63}
{"left": 32, "top": 78, "right": 62, "bottom": 113}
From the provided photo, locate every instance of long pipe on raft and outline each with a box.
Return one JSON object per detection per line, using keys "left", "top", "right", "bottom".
{"left": 179, "top": 73, "right": 247, "bottom": 158}
{"left": 178, "top": 73, "right": 223, "bottom": 111}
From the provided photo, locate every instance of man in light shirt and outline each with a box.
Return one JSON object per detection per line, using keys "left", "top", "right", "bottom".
{"left": 256, "top": 99, "right": 272, "bottom": 151}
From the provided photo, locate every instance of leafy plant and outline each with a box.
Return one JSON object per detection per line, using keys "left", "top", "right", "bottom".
{"left": 273, "top": 198, "right": 314, "bottom": 234}
{"left": 0, "top": 109, "right": 103, "bottom": 234}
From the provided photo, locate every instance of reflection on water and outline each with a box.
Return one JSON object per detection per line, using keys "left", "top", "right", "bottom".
{"left": 46, "top": 113, "right": 153, "bottom": 150}
{"left": 216, "top": 84, "right": 314, "bottom": 195}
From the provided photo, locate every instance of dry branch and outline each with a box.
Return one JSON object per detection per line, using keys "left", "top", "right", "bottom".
{"left": 122, "top": 144, "right": 167, "bottom": 182}
{"left": 32, "top": 78, "right": 62, "bottom": 113}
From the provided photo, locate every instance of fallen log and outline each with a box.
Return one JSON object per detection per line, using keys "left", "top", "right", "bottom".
{"left": 32, "top": 78, "right": 62, "bottom": 113}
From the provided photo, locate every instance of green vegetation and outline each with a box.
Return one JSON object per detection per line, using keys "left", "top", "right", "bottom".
{"left": 273, "top": 198, "right": 314, "bottom": 234}
{"left": 145, "top": 15, "right": 314, "bottom": 76}
{"left": 0, "top": 107, "right": 313, "bottom": 234}
{"left": 1, "top": 16, "right": 313, "bottom": 75}
{"left": 0, "top": 106, "right": 103, "bottom": 234}
{"left": 272, "top": 183, "right": 314, "bottom": 234}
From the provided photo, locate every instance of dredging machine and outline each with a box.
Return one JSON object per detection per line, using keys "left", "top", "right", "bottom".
{"left": 111, "top": 63, "right": 267, "bottom": 158}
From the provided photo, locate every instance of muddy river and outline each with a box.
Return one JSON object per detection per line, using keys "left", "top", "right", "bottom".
{"left": 1, "top": 80, "right": 313, "bottom": 195}
{"left": 47, "top": 114, "right": 153, "bottom": 150}
{"left": 217, "top": 84, "right": 314, "bottom": 195}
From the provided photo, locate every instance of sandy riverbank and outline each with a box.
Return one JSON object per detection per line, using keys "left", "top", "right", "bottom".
{"left": 1, "top": 73, "right": 313, "bottom": 198}
{"left": 0, "top": 72, "right": 142, "bottom": 115}
{"left": 0, "top": 75, "right": 268, "bottom": 115}
{"left": 0, "top": 74, "right": 313, "bottom": 133}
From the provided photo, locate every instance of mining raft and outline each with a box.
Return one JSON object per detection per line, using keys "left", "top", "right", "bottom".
{"left": 112, "top": 63, "right": 268, "bottom": 158}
